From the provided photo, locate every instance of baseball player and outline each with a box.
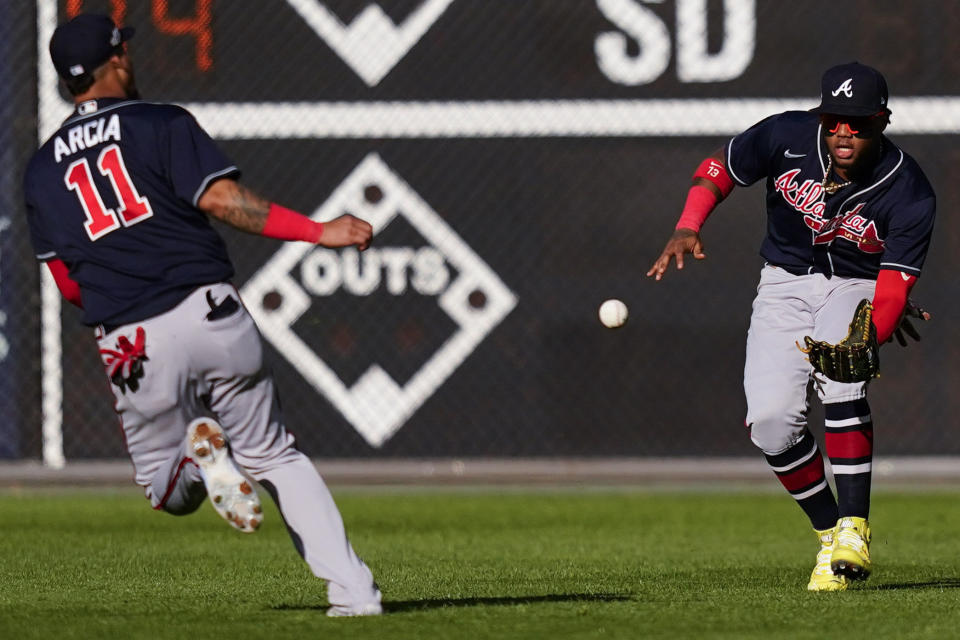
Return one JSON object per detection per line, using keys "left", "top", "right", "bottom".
{"left": 647, "top": 62, "right": 936, "bottom": 591}
{"left": 23, "top": 14, "right": 382, "bottom": 616}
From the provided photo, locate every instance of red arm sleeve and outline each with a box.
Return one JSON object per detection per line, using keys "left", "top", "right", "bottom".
{"left": 871, "top": 269, "right": 915, "bottom": 344}
{"left": 675, "top": 157, "right": 736, "bottom": 232}
{"left": 46, "top": 259, "right": 83, "bottom": 308}
{"left": 261, "top": 203, "right": 324, "bottom": 243}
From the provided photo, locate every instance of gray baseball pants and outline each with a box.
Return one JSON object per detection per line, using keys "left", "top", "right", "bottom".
{"left": 94, "top": 282, "right": 379, "bottom": 609}
{"left": 744, "top": 264, "right": 874, "bottom": 455}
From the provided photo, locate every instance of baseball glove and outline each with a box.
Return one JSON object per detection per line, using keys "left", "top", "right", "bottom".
{"left": 798, "top": 299, "right": 879, "bottom": 383}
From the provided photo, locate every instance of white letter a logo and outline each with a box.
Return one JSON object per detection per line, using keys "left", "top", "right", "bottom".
{"left": 831, "top": 78, "right": 854, "bottom": 98}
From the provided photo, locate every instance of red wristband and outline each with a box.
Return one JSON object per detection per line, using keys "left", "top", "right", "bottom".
{"left": 693, "top": 157, "right": 735, "bottom": 197}
{"left": 262, "top": 203, "right": 324, "bottom": 243}
{"left": 675, "top": 185, "right": 717, "bottom": 232}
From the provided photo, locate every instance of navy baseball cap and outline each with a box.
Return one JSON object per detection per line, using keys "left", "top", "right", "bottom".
{"left": 49, "top": 14, "right": 135, "bottom": 80}
{"left": 811, "top": 62, "right": 889, "bottom": 117}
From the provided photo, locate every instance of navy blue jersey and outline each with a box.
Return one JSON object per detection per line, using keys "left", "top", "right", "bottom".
{"left": 24, "top": 97, "right": 238, "bottom": 326}
{"left": 725, "top": 111, "right": 935, "bottom": 279}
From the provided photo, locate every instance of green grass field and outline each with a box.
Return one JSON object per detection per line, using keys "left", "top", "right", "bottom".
{"left": 3, "top": 486, "right": 960, "bottom": 639}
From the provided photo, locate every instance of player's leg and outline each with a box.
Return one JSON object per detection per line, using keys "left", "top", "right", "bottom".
{"left": 745, "top": 267, "right": 839, "bottom": 528}
{"left": 143, "top": 434, "right": 207, "bottom": 515}
{"left": 193, "top": 284, "right": 380, "bottom": 614}
{"left": 744, "top": 266, "right": 844, "bottom": 591}
{"left": 98, "top": 290, "right": 262, "bottom": 526}
{"left": 813, "top": 277, "right": 875, "bottom": 580}
{"left": 813, "top": 277, "right": 875, "bottom": 518}
{"left": 251, "top": 450, "right": 382, "bottom": 616}
{"left": 96, "top": 323, "right": 208, "bottom": 516}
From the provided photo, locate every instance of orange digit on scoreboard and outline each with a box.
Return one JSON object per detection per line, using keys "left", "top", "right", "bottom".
{"left": 66, "top": 0, "right": 213, "bottom": 72}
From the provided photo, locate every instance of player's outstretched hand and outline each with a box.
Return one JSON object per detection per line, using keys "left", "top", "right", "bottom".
{"left": 319, "top": 214, "right": 373, "bottom": 251}
{"left": 646, "top": 228, "right": 705, "bottom": 281}
{"left": 890, "top": 299, "right": 931, "bottom": 347}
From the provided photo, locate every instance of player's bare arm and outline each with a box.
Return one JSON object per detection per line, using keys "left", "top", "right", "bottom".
{"left": 198, "top": 178, "right": 372, "bottom": 250}
{"left": 198, "top": 178, "right": 270, "bottom": 232}
{"left": 647, "top": 147, "right": 731, "bottom": 281}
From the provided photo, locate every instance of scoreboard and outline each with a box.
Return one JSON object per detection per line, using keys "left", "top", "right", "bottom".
{"left": 22, "top": 0, "right": 960, "bottom": 462}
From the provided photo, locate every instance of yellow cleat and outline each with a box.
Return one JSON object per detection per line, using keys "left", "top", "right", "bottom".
{"left": 807, "top": 526, "right": 848, "bottom": 591}
{"left": 831, "top": 517, "right": 871, "bottom": 581}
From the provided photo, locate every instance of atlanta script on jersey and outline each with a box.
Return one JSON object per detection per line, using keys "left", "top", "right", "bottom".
{"left": 724, "top": 111, "right": 935, "bottom": 280}
{"left": 24, "top": 97, "right": 240, "bottom": 327}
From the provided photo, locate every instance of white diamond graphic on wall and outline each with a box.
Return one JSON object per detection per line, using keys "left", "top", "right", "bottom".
{"left": 285, "top": 0, "right": 455, "bottom": 86}
{"left": 240, "top": 153, "right": 517, "bottom": 447}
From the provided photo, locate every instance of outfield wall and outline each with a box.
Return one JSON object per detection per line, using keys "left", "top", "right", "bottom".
{"left": 5, "top": 1, "right": 960, "bottom": 462}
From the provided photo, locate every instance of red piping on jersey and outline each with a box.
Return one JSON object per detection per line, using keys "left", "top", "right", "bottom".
{"left": 262, "top": 203, "right": 324, "bottom": 243}
{"left": 154, "top": 457, "right": 198, "bottom": 510}
{"left": 46, "top": 259, "right": 83, "bottom": 308}
{"left": 872, "top": 268, "right": 915, "bottom": 344}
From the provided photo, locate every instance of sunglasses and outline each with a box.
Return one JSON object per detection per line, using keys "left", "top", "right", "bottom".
{"left": 820, "top": 113, "right": 885, "bottom": 138}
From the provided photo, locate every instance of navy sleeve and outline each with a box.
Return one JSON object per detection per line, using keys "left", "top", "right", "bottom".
{"left": 166, "top": 109, "right": 240, "bottom": 207}
{"left": 879, "top": 196, "right": 935, "bottom": 276}
{"left": 23, "top": 172, "right": 57, "bottom": 262}
{"left": 725, "top": 114, "right": 778, "bottom": 187}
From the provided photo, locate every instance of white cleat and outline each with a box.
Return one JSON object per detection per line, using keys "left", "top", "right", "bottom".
{"left": 325, "top": 602, "right": 383, "bottom": 618}
{"left": 186, "top": 418, "right": 262, "bottom": 533}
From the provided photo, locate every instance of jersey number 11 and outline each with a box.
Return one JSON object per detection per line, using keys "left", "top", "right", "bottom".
{"left": 64, "top": 144, "right": 154, "bottom": 241}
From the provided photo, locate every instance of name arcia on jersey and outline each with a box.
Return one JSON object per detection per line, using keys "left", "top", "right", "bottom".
{"left": 773, "top": 168, "right": 884, "bottom": 254}
{"left": 53, "top": 114, "right": 121, "bottom": 163}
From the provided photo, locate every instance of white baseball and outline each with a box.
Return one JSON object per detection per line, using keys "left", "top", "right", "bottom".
{"left": 598, "top": 299, "right": 628, "bottom": 328}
